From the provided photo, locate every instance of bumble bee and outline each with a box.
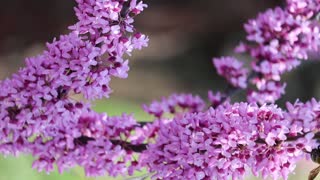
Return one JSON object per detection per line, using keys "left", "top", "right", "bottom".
{"left": 309, "top": 145, "right": 320, "bottom": 180}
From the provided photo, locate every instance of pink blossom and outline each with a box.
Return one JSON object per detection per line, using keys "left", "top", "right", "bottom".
{"left": 143, "top": 101, "right": 319, "bottom": 180}
{"left": 235, "top": 3, "right": 320, "bottom": 104}
{"left": 287, "top": 0, "right": 320, "bottom": 19}
{"left": 247, "top": 81, "right": 286, "bottom": 104}
{"left": 208, "top": 91, "right": 230, "bottom": 108}
{"left": 0, "top": 0, "right": 148, "bottom": 177}
{"left": 244, "top": 7, "right": 319, "bottom": 61}
{"left": 143, "top": 93, "right": 205, "bottom": 118}
{"left": 213, "top": 57, "right": 249, "bottom": 88}
{"left": 31, "top": 110, "right": 142, "bottom": 176}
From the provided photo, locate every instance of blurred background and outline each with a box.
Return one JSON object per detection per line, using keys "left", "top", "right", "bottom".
{"left": 0, "top": 0, "right": 319, "bottom": 179}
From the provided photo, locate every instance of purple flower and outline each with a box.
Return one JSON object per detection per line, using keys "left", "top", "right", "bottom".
{"left": 143, "top": 93, "right": 206, "bottom": 118}
{"left": 234, "top": 4, "right": 320, "bottom": 104}
{"left": 143, "top": 100, "right": 319, "bottom": 179}
{"left": 208, "top": 91, "right": 230, "bottom": 108}
{"left": 287, "top": 0, "right": 320, "bottom": 19}
{"left": 213, "top": 56, "right": 248, "bottom": 88}
{"left": 0, "top": 0, "right": 148, "bottom": 177}
{"left": 244, "top": 7, "right": 319, "bottom": 59}
{"left": 30, "top": 107, "right": 143, "bottom": 177}
{"left": 247, "top": 80, "right": 286, "bottom": 104}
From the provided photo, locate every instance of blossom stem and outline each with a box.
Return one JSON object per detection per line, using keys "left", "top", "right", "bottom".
{"left": 110, "top": 139, "right": 148, "bottom": 152}
{"left": 113, "top": 131, "right": 320, "bottom": 153}
{"left": 214, "top": 71, "right": 257, "bottom": 108}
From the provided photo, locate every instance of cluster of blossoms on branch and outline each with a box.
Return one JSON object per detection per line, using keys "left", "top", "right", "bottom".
{"left": 143, "top": 100, "right": 320, "bottom": 179}
{"left": 214, "top": 0, "right": 320, "bottom": 104}
{"left": 0, "top": 0, "right": 148, "bottom": 177}
{"left": 0, "top": 0, "right": 319, "bottom": 180}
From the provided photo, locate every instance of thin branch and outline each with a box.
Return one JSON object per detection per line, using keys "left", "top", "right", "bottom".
{"left": 255, "top": 131, "right": 320, "bottom": 145}
{"left": 213, "top": 71, "right": 257, "bottom": 108}
{"left": 137, "top": 121, "right": 150, "bottom": 126}
{"left": 108, "top": 131, "right": 320, "bottom": 153}
{"left": 110, "top": 139, "right": 148, "bottom": 152}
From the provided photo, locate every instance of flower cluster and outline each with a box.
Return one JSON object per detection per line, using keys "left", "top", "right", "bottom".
{"left": 143, "top": 93, "right": 206, "bottom": 118}
{"left": 287, "top": 0, "right": 320, "bottom": 19}
{"left": 231, "top": 1, "right": 320, "bottom": 104}
{"left": 31, "top": 111, "right": 142, "bottom": 177}
{"left": 208, "top": 91, "right": 229, "bottom": 108}
{"left": 70, "top": 0, "right": 148, "bottom": 80}
{"left": 0, "top": 0, "right": 148, "bottom": 177}
{"left": 133, "top": 94, "right": 207, "bottom": 145}
{"left": 247, "top": 80, "right": 286, "bottom": 105}
{"left": 143, "top": 100, "right": 319, "bottom": 180}
{"left": 213, "top": 57, "right": 248, "bottom": 89}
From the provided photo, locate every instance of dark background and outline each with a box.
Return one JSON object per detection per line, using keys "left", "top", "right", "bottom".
{"left": 0, "top": 0, "right": 319, "bottom": 106}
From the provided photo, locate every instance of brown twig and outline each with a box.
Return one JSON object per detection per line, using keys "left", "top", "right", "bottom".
{"left": 107, "top": 131, "right": 320, "bottom": 153}
{"left": 256, "top": 132, "right": 320, "bottom": 145}
{"left": 110, "top": 139, "right": 148, "bottom": 152}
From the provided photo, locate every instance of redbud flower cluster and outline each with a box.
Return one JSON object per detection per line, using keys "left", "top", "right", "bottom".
{"left": 214, "top": 0, "right": 320, "bottom": 104}
{"left": 143, "top": 93, "right": 206, "bottom": 118}
{"left": 213, "top": 57, "right": 248, "bottom": 89}
{"left": 0, "top": 0, "right": 148, "bottom": 177}
{"left": 143, "top": 99, "right": 319, "bottom": 180}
